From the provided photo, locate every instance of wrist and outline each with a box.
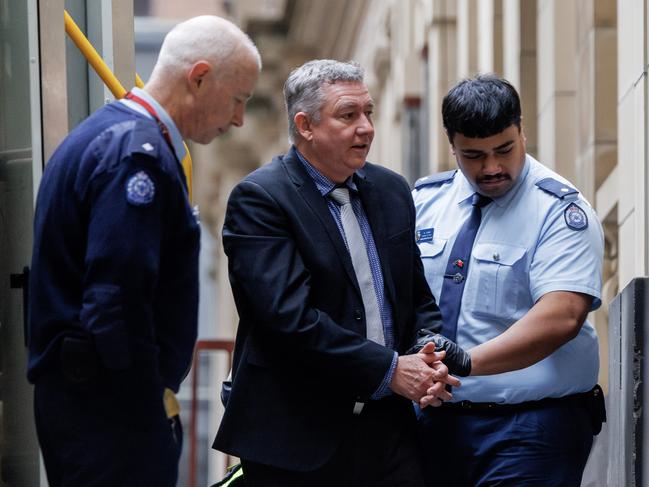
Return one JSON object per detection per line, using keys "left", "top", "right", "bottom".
{"left": 468, "top": 348, "right": 479, "bottom": 376}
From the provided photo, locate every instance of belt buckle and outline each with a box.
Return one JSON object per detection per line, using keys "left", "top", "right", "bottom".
{"left": 353, "top": 401, "right": 365, "bottom": 415}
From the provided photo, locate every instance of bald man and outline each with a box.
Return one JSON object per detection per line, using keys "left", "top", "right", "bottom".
{"left": 28, "top": 15, "right": 260, "bottom": 487}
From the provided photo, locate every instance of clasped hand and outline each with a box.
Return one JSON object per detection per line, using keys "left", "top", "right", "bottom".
{"left": 389, "top": 342, "right": 461, "bottom": 408}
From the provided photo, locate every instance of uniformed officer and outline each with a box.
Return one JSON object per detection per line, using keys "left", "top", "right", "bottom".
{"left": 414, "top": 75, "right": 605, "bottom": 486}
{"left": 27, "top": 16, "right": 260, "bottom": 487}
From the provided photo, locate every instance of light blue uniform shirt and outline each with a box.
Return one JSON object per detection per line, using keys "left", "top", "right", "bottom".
{"left": 413, "top": 155, "right": 604, "bottom": 404}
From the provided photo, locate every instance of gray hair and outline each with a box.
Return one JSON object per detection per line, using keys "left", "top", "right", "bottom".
{"left": 151, "top": 15, "right": 261, "bottom": 81}
{"left": 284, "top": 59, "right": 365, "bottom": 143}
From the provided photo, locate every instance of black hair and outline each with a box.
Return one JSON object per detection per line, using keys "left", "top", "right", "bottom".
{"left": 442, "top": 74, "right": 521, "bottom": 143}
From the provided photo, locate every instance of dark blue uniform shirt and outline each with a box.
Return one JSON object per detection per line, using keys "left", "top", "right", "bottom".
{"left": 28, "top": 102, "right": 200, "bottom": 392}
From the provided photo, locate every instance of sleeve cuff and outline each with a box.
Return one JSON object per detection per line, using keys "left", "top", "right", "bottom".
{"left": 371, "top": 351, "right": 398, "bottom": 399}
{"left": 531, "top": 283, "right": 602, "bottom": 311}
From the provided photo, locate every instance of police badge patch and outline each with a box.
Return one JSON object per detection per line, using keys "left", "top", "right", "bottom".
{"left": 564, "top": 202, "right": 588, "bottom": 231}
{"left": 126, "top": 171, "right": 155, "bottom": 206}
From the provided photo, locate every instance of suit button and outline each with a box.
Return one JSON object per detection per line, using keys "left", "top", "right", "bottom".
{"left": 354, "top": 309, "right": 363, "bottom": 321}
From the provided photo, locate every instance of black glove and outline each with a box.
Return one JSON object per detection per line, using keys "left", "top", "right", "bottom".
{"left": 406, "top": 331, "right": 472, "bottom": 377}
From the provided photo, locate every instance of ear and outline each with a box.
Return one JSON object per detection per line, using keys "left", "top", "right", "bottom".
{"left": 187, "top": 61, "right": 211, "bottom": 93}
{"left": 294, "top": 112, "right": 314, "bottom": 141}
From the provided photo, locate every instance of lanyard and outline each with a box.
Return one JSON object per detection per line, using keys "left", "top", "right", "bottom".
{"left": 125, "top": 92, "right": 175, "bottom": 156}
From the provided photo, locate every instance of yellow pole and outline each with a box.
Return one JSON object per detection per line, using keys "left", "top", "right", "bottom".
{"left": 64, "top": 10, "right": 127, "bottom": 99}
{"left": 64, "top": 10, "right": 193, "bottom": 202}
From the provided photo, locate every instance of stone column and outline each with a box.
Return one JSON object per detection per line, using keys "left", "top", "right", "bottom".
{"left": 426, "top": 0, "right": 457, "bottom": 172}
{"left": 575, "top": 0, "right": 618, "bottom": 394}
{"left": 457, "top": 0, "right": 480, "bottom": 78}
{"left": 536, "top": 0, "right": 578, "bottom": 181}
{"left": 503, "top": 0, "right": 538, "bottom": 158}
{"left": 477, "top": 0, "right": 504, "bottom": 74}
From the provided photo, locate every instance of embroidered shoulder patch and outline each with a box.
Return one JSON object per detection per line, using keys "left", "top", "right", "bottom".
{"left": 126, "top": 171, "right": 155, "bottom": 206}
{"left": 564, "top": 203, "right": 588, "bottom": 231}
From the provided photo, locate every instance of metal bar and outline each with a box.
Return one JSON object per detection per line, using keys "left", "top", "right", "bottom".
{"left": 26, "top": 0, "right": 42, "bottom": 193}
{"left": 189, "top": 347, "right": 200, "bottom": 487}
{"left": 189, "top": 340, "right": 235, "bottom": 487}
{"left": 64, "top": 10, "right": 126, "bottom": 98}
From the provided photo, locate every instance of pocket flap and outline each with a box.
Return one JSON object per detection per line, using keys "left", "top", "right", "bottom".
{"left": 473, "top": 242, "right": 526, "bottom": 266}
{"left": 418, "top": 239, "right": 447, "bottom": 258}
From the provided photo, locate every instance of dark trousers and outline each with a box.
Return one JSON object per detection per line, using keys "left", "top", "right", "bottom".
{"left": 242, "top": 397, "right": 425, "bottom": 487}
{"left": 417, "top": 399, "right": 594, "bottom": 487}
{"left": 34, "top": 368, "right": 182, "bottom": 487}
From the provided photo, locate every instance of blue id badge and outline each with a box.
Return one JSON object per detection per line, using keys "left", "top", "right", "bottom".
{"left": 416, "top": 227, "right": 434, "bottom": 243}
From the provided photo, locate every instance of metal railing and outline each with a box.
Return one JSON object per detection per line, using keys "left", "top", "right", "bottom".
{"left": 188, "top": 339, "right": 235, "bottom": 487}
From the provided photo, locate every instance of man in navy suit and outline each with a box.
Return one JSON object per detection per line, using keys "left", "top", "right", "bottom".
{"left": 213, "top": 60, "right": 465, "bottom": 487}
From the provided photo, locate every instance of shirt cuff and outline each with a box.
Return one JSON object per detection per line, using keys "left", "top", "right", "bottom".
{"left": 371, "top": 351, "right": 398, "bottom": 399}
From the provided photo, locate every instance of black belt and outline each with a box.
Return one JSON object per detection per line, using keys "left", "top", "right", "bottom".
{"left": 440, "top": 386, "right": 603, "bottom": 413}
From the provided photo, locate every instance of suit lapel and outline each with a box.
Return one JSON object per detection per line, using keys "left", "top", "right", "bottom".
{"left": 282, "top": 149, "right": 361, "bottom": 296}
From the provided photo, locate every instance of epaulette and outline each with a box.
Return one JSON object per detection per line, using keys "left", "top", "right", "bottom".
{"left": 414, "top": 170, "right": 457, "bottom": 190}
{"left": 535, "top": 177, "right": 579, "bottom": 199}
{"left": 125, "top": 120, "right": 163, "bottom": 160}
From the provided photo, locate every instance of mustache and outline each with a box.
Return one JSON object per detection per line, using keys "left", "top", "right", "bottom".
{"left": 478, "top": 173, "right": 510, "bottom": 183}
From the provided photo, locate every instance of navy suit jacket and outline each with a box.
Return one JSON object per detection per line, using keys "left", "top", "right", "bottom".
{"left": 213, "top": 147, "right": 442, "bottom": 471}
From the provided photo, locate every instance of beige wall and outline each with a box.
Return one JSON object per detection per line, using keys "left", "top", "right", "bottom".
{"left": 149, "top": 1, "right": 226, "bottom": 18}
{"left": 426, "top": 0, "right": 457, "bottom": 173}
{"left": 617, "top": 0, "right": 647, "bottom": 287}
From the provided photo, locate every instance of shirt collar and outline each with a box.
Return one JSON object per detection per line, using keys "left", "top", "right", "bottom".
{"left": 455, "top": 154, "right": 531, "bottom": 207}
{"left": 295, "top": 147, "right": 358, "bottom": 196}
{"left": 120, "top": 87, "right": 186, "bottom": 161}
{"left": 456, "top": 175, "right": 476, "bottom": 206}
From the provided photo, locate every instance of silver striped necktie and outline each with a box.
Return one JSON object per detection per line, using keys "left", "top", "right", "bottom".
{"left": 329, "top": 187, "right": 385, "bottom": 346}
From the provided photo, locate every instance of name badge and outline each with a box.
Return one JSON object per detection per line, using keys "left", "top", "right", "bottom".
{"left": 416, "top": 227, "right": 434, "bottom": 243}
